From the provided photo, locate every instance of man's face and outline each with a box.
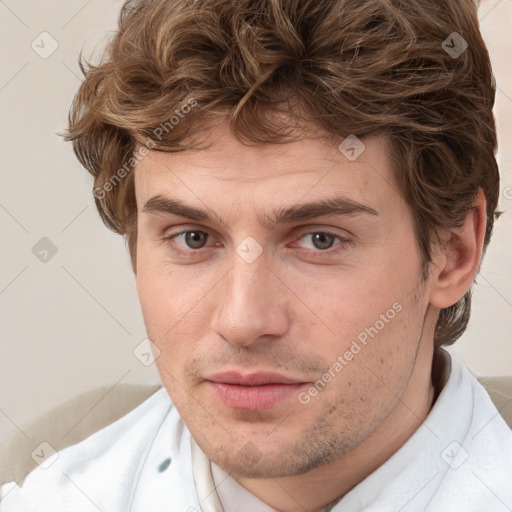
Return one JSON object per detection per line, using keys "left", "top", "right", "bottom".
{"left": 134, "top": 121, "right": 435, "bottom": 478}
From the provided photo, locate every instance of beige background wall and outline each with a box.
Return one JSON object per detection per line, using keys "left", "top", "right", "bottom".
{"left": 1, "top": 0, "right": 511, "bottom": 444}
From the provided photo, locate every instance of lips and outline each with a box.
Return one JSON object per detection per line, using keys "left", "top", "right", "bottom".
{"left": 205, "top": 371, "right": 307, "bottom": 411}
{"left": 206, "top": 371, "right": 303, "bottom": 386}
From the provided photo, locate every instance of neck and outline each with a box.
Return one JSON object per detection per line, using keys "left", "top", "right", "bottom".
{"left": 234, "top": 341, "right": 442, "bottom": 512}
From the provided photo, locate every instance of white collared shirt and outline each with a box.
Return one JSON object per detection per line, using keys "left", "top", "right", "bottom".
{"left": 1, "top": 354, "right": 511, "bottom": 511}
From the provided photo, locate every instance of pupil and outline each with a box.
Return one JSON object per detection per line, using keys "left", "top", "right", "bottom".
{"left": 186, "top": 231, "right": 207, "bottom": 249}
{"left": 313, "top": 233, "right": 334, "bottom": 250}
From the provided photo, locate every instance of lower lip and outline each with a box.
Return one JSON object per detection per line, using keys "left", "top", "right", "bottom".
{"left": 207, "top": 382, "right": 306, "bottom": 411}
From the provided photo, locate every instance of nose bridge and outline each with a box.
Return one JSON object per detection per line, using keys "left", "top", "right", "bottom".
{"left": 211, "top": 246, "right": 288, "bottom": 346}
{"left": 224, "top": 249, "right": 272, "bottom": 318}
{"left": 231, "top": 248, "right": 268, "bottom": 296}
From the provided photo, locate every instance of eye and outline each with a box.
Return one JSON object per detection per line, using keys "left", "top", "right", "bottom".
{"left": 296, "top": 231, "right": 346, "bottom": 252}
{"left": 164, "top": 228, "right": 350, "bottom": 259}
{"left": 167, "top": 230, "right": 211, "bottom": 250}
{"left": 302, "top": 232, "right": 337, "bottom": 250}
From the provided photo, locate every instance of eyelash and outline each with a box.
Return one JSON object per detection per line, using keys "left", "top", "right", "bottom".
{"left": 163, "top": 229, "right": 351, "bottom": 259}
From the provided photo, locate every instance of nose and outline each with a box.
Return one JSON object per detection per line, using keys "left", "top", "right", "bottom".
{"left": 209, "top": 250, "right": 289, "bottom": 347}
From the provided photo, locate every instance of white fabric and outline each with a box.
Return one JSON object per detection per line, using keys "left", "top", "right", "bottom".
{"left": 1, "top": 355, "right": 511, "bottom": 511}
{"left": 211, "top": 460, "right": 278, "bottom": 512}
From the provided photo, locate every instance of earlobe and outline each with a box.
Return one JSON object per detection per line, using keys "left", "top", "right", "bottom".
{"left": 429, "top": 189, "right": 487, "bottom": 309}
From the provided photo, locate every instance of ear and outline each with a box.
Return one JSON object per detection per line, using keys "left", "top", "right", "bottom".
{"left": 429, "top": 189, "right": 487, "bottom": 309}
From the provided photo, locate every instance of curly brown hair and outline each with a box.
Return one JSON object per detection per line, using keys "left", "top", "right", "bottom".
{"left": 63, "top": 0, "right": 500, "bottom": 349}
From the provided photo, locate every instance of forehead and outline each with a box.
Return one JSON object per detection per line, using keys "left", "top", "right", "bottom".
{"left": 134, "top": 121, "right": 401, "bottom": 216}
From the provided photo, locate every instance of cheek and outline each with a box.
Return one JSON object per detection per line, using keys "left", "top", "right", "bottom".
{"left": 298, "top": 265, "right": 425, "bottom": 402}
{"left": 136, "top": 268, "right": 202, "bottom": 396}
{"left": 302, "top": 298, "right": 426, "bottom": 432}
{"left": 135, "top": 260, "right": 217, "bottom": 362}
{"left": 136, "top": 250, "right": 206, "bottom": 321}
{"left": 137, "top": 267, "right": 172, "bottom": 333}
{"left": 298, "top": 259, "right": 419, "bottom": 353}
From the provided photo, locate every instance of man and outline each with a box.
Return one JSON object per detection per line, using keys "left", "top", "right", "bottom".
{"left": 1, "top": 0, "right": 511, "bottom": 510}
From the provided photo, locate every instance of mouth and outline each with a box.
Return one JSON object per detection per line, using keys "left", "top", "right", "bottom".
{"left": 205, "top": 371, "right": 308, "bottom": 411}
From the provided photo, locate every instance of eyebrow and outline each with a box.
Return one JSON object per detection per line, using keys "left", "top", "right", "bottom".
{"left": 142, "top": 195, "right": 379, "bottom": 229}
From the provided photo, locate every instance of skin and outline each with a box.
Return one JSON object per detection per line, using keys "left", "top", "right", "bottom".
{"left": 134, "top": 120, "right": 486, "bottom": 511}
